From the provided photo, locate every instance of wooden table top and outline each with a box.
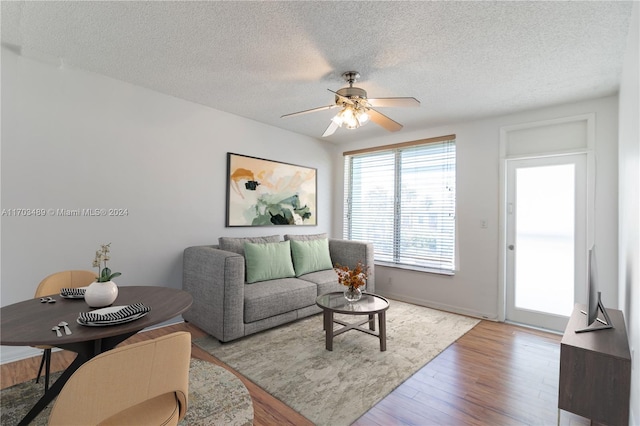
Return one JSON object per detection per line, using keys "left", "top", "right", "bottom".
{"left": 1, "top": 286, "right": 193, "bottom": 347}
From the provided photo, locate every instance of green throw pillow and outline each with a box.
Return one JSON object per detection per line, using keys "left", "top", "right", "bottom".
{"left": 244, "top": 241, "right": 296, "bottom": 284}
{"left": 290, "top": 238, "right": 333, "bottom": 277}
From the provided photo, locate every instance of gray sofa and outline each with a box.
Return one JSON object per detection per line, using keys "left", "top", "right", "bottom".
{"left": 182, "top": 234, "right": 375, "bottom": 342}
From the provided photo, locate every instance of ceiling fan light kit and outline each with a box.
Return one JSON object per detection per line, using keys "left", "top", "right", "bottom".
{"left": 282, "top": 71, "right": 420, "bottom": 137}
{"left": 331, "top": 104, "right": 369, "bottom": 129}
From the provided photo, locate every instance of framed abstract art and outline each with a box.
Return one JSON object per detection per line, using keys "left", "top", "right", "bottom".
{"left": 226, "top": 153, "right": 317, "bottom": 227}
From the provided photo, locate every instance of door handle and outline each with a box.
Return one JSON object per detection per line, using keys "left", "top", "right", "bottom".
{"left": 508, "top": 245, "right": 515, "bottom": 251}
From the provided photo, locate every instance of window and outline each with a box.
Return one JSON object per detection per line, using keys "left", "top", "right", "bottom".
{"left": 343, "top": 135, "right": 456, "bottom": 274}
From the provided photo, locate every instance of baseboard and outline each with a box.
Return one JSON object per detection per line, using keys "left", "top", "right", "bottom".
{"left": 142, "top": 316, "right": 184, "bottom": 331}
{"left": 0, "top": 317, "right": 185, "bottom": 365}
{"left": 0, "top": 346, "right": 45, "bottom": 364}
{"left": 378, "top": 291, "right": 499, "bottom": 321}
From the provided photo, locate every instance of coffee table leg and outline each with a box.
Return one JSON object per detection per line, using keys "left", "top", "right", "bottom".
{"left": 379, "top": 311, "right": 387, "bottom": 352}
{"left": 324, "top": 310, "right": 333, "bottom": 351}
{"left": 368, "top": 314, "right": 375, "bottom": 331}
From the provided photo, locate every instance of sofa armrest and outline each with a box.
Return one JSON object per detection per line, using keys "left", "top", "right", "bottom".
{"left": 328, "top": 239, "right": 375, "bottom": 293}
{"left": 182, "top": 245, "right": 245, "bottom": 342}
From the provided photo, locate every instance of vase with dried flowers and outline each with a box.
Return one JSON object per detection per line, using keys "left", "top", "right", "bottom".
{"left": 334, "top": 261, "right": 369, "bottom": 302}
{"left": 84, "top": 243, "right": 122, "bottom": 308}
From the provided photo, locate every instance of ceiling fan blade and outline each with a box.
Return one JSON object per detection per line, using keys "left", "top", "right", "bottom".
{"left": 366, "top": 97, "right": 420, "bottom": 108}
{"left": 322, "top": 120, "right": 340, "bottom": 137}
{"left": 281, "top": 105, "right": 336, "bottom": 118}
{"left": 327, "top": 89, "right": 355, "bottom": 105}
{"left": 368, "top": 108, "right": 403, "bottom": 132}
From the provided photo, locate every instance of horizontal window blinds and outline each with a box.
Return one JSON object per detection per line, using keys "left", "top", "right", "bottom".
{"left": 344, "top": 137, "right": 456, "bottom": 273}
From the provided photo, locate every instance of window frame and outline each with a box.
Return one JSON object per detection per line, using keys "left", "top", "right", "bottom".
{"left": 343, "top": 134, "right": 457, "bottom": 275}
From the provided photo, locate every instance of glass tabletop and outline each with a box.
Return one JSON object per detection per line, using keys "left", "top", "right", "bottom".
{"left": 316, "top": 292, "right": 389, "bottom": 314}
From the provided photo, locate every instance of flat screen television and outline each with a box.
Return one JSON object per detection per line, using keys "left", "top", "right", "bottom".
{"left": 575, "top": 246, "right": 613, "bottom": 333}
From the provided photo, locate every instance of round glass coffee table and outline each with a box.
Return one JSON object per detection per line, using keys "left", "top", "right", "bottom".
{"left": 316, "top": 292, "right": 390, "bottom": 351}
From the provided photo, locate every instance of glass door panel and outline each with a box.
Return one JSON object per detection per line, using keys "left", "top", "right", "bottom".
{"left": 505, "top": 154, "right": 586, "bottom": 332}
{"left": 514, "top": 164, "right": 575, "bottom": 316}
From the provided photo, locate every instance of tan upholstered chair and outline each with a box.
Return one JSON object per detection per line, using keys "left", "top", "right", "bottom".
{"left": 48, "top": 331, "right": 191, "bottom": 426}
{"left": 33, "top": 270, "right": 96, "bottom": 391}
{"left": 35, "top": 270, "right": 96, "bottom": 299}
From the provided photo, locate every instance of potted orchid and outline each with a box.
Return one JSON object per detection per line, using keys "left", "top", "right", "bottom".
{"left": 84, "top": 243, "right": 121, "bottom": 308}
{"left": 93, "top": 243, "right": 122, "bottom": 282}
{"left": 334, "top": 261, "right": 369, "bottom": 302}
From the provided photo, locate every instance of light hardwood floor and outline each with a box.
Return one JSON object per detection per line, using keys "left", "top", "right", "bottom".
{"left": 1, "top": 319, "right": 591, "bottom": 425}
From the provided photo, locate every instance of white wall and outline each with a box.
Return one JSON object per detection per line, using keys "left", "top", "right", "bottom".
{"left": 0, "top": 47, "right": 333, "bottom": 362}
{"left": 0, "top": 43, "right": 630, "bottom": 413}
{"left": 333, "top": 96, "right": 619, "bottom": 322}
{"left": 618, "top": 3, "right": 639, "bottom": 424}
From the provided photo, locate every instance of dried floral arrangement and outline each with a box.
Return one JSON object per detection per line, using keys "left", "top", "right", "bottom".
{"left": 334, "top": 261, "right": 369, "bottom": 290}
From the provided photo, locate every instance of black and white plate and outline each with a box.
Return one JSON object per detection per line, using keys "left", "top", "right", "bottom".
{"left": 77, "top": 305, "right": 148, "bottom": 326}
{"left": 60, "top": 286, "right": 88, "bottom": 299}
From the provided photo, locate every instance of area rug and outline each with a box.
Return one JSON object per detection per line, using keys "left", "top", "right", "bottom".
{"left": 0, "top": 358, "right": 253, "bottom": 426}
{"left": 194, "top": 299, "right": 480, "bottom": 426}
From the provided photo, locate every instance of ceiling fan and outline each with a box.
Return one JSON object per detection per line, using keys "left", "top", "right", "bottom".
{"left": 281, "top": 71, "right": 420, "bottom": 137}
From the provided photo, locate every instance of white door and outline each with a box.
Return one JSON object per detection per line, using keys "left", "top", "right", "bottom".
{"left": 505, "top": 154, "right": 587, "bottom": 331}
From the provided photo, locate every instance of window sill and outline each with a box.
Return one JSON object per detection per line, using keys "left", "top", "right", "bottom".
{"left": 374, "top": 261, "right": 455, "bottom": 276}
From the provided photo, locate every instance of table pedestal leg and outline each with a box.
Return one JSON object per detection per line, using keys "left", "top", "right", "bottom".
{"left": 44, "top": 349, "right": 51, "bottom": 392}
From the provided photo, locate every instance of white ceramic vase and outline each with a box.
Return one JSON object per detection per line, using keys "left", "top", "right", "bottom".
{"left": 84, "top": 280, "right": 118, "bottom": 308}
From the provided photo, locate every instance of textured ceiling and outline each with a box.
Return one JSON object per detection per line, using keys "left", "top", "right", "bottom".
{"left": 1, "top": 1, "right": 634, "bottom": 143}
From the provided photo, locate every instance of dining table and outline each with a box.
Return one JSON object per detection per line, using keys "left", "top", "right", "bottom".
{"left": 0, "top": 285, "right": 193, "bottom": 425}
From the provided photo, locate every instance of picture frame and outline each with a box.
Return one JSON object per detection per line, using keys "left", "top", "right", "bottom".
{"left": 226, "top": 153, "right": 317, "bottom": 227}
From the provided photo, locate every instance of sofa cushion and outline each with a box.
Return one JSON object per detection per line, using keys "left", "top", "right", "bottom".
{"left": 298, "top": 269, "right": 343, "bottom": 295}
{"left": 289, "top": 238, "right": 333, "bottom": 277}
{"left": 243, "top": 278, "right": 317, "bottom": 323}
{"left": 244, "top": 241, "right": 296, "bottom": 284}
{"left": 219, "top": 235, "right": 280, "bottom": 256}
{"left": 284, "top": 233, "right": 327, "bottom": 241}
